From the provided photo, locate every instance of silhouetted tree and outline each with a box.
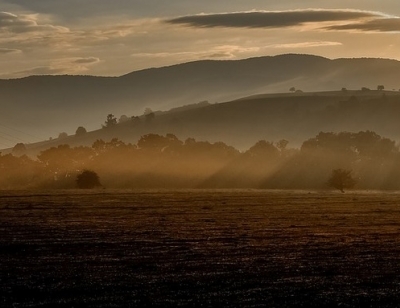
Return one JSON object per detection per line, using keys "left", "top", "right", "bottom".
{"left": 246, "top": 140, "right": 279, "bottom": 159}
{"left": 76, "top": 170, "right": 101, "bottom": 189}
{"left": 289, "top": 87, "right": 296, "bottom": 92}
{"left": 276, "top": 139, "right": 289, "bottom": 152}
{"left": 341, "top": 87, "right": 347, "bottom": 92}
{"left": 58, "top": 132, "right": 68, "bottom": 139}
{"left": 119, "top": 115, "right": 129, "bottom": 123}
{"left": 75, "top": 126, "right": 87, "bottom": 136}
{"left": 145, "top": 112, "right": 155, "bottom": 123}
{"left": 131, "top": 116, "right": 141, "bottom": 125}
{"left": 103, "top": 114, "right": 117, "bottom": 128}
{"left": 12, "top": 143, "right": 27, "bottom": 156}
{"left": 144, "top": 108, "right": 153, "bottom": 115}
{"left": 377, "top": 85, "right": 385, "bottom": 91}
{"left": 328, "top": 169, "right": 356, "bottom": 193}
{"left": 92, "top": 139, "right": 106, "bottom": 152}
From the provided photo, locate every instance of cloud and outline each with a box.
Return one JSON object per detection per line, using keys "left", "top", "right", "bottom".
{"left": 325, "top": 18, "right": 400, "bottom": 32}
{"left": 0, "top": 11, "right": 160, "bottom": 55}
{"left": 167, "top": 9, "right": 384, "bottom": 29}
{"left": 6, "top": 66, "right": 66, "bottom": 77}
{"left": 0, "top": 47, "right": 21, "bottom": 54}
{"left": 0, "top": 11, "right": 68, "bottom": 33}
{"left": 2, "top": 56, "right": 101, "bottom": 78}
{"left": 271, "top": 41, "right": 342, "bottom": 49}
{"left": 73, "top": 57, "right": 100, "bottom": 64}
{"left": 132, "top": 45, "right": 260, "bottom": 62}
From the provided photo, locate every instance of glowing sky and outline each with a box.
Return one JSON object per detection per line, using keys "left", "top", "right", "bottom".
{"left": 1, "top": 0, "right": 400, "bottom": 78}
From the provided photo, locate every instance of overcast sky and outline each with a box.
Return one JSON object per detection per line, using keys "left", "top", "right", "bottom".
{"left": 1, "top": 0, "right": 400, "bottom": 78}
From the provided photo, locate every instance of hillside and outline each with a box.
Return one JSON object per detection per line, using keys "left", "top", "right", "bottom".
{"left": 2, "top": 54, "right": 400, "bottom": 149}
{"left": 12, "top": 89, "right": 400, "bottom": 156}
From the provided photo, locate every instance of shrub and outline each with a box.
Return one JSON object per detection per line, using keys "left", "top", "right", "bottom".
{"left": 328, "top": 169, "right": 356, "bottom": 193}
{"left": 76, "top": 170, "right": 101, "bottom": 189}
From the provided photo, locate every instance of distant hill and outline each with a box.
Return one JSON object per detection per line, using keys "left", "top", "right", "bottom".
{"left": 11, "top": 89, "right": 400, "bottom": 156}
{"left": 2, "top": 53, "right": 400, "bottom": 149}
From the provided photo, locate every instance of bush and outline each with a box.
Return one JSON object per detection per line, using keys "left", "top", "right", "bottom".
{"left": 328, "top": 169, "right": 356, "bottom": 193}
{"left": 76, "top": 170, "right": 101, "bottom": 189}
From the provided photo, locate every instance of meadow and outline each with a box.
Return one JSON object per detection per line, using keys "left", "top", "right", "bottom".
{"left": 1, "top": 190, "right": 400, "bottom": 307}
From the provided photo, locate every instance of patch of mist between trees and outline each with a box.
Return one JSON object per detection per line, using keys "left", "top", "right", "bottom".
{"left": 3, "top": 131, "right": 400, "bottom": 191}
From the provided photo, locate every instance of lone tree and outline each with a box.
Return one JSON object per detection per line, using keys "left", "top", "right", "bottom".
{"left": 76, "top": 170, "right": 101, "bottom": 189}
{"left": 377, "top": 85, "right": 385, "bottom": 91}
{"left": 103, "top": 114, "right": 117, "bottom": 128}
{"left": 75, "top": 126, "right": 87, "bottom": 136}
{"left": 328, "top": 169, "right": 357, "bottom": 193}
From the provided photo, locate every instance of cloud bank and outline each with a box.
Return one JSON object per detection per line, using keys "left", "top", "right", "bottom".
{"left": 167, "top": 9, "right": 400, "bottom": 33}
{"left": 0, "top": 47, "right": 21, "bottom": 54}
{"left": 326, "top": 18, "right": 400, "bottom": 32}
{"left": 0, "top": 11, "right": 68, "bottom": 33}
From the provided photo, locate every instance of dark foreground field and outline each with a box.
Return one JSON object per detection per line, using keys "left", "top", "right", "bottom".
{"left": 1, "top": 190, "right": 400, "bottom": 307}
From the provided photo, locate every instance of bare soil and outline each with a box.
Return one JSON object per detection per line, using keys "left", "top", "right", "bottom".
{"left": 1, "top": 190, "right": 400, "bottom": 307}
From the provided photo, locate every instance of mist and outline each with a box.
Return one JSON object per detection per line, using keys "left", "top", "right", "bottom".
{"left": 2, "top": 130, "right": 400, "bottom": 191}
{"left": 3, "top": 54, "right": 400, "bottom": 148}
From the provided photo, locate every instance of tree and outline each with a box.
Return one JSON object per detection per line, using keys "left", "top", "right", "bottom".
{"left": 276, "top": 139, "right": 289, "bottom": 152}
{"left": 58, "top": 132, "right": 68, "bottom": 139}
{"left": 144, "top": 108, "right": 153, "bottom": 115}
{"left": 131, "top": 116, "right": 140, "bottom": 122}
{"left": 145, "top": 112, "right": 155, "bottom": 123}
{"left": 75, "top": 126, "right": 87, "bottom": 136}
{"left": 377, "top": 85, "right": 385, "bottom": 91}
{"left": 246, "top": 140, "right": 279, "bottom": 159}
{"left": 12, "top": 143, "right": 26, "bottom": 156}
{"left": 103, "top": 114, "right": 117, "bottom": 128}
{"left": 119, "top": 115, "right": 129, "bottom": 123}
{"left": 76, "top": 170, "right": 101, "bottom": 189}
{"left": 289, "top": 87, "right": 296, "bottom": 92}
{"left": 328, "top": 169, "right": 357, "bottom": 193}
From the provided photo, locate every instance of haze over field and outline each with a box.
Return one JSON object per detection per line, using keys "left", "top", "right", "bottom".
{"left": 4, "top": 2, "right": 400, "bottom": 306}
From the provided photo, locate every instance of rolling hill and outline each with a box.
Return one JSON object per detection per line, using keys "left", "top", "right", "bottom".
{"left": 12, "top": 89, "right": 400, "bottom": 156}
{"left": 2, "top": 53, "right": 400, "bottom": 151}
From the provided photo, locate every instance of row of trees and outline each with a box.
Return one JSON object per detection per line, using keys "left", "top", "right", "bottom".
{"left": 290, "top": 85, "right": 389, "bottom": 93}
{"left": 1, "top": 131, "right": 399, "bottom": 190}
{"left": 50, "top": 109, "right": 156, "bottom": 141}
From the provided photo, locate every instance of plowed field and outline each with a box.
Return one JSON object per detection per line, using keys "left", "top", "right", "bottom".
{"left": 1, "top": 190, "right": 400, "bottom": 307}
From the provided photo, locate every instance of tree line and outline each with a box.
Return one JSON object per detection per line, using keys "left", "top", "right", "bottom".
{"left": 1, "top": 131, "right": 400, "bottom": 191}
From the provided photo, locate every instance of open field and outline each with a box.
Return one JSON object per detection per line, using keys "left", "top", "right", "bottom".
{"left": 1, "top": 190, "right": 400, "bottom": 307}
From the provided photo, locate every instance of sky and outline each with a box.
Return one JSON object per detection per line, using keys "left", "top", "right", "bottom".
{"left": 1, "top": 0, "right": 400, "bottom": 79}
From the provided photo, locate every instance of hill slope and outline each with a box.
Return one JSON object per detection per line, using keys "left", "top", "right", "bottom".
{"left": 1, "top": 54, "right": 400, "bottom": 148}
{"left": 14, "top": 89, "right": 400, "bottom": 156}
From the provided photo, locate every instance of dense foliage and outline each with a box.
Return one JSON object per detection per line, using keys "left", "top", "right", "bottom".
{"left": 1, "top": 131, "right": 400, "bottom": 190}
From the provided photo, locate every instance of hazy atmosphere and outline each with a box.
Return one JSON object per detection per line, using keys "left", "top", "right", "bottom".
{"left": 4, "top": 2, "right": 400, "bottom": 307}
